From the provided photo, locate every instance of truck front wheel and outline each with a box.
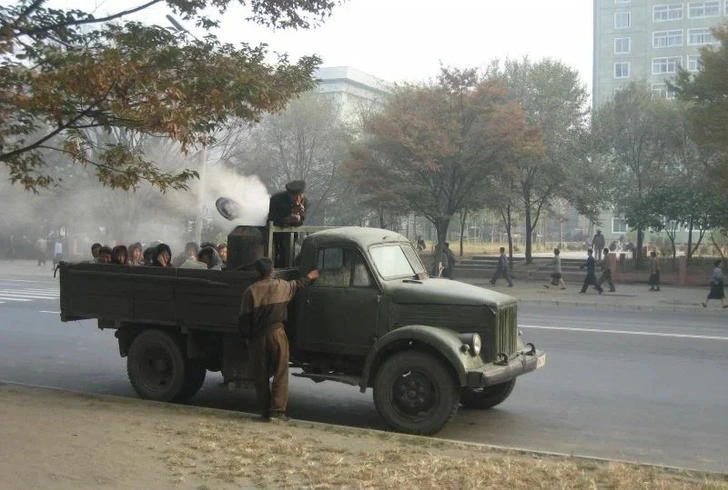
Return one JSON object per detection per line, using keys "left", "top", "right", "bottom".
{"left": 127, "top": 329, "right": 187, "bottom": 402}
{"left": 460, "top": 379, "right": 516, "bottom": 409}
{"left": 373, "top": 351, "right": 459, "bottom": 435}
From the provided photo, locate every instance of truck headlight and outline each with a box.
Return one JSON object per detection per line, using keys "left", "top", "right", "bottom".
{"left": 459, "top": 333, "right": 482, "bottom": 357}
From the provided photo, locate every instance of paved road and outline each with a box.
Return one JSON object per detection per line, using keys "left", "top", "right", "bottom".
{"left": 0, "top": 275, "right": 726, "bottom": 473}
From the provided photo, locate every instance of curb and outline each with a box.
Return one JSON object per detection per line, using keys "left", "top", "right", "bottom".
{"left": 0, "top": 380, "right": 723, "bottom": 478}
{"left": 516, "top": 298, "right": 726, "bottom": 315}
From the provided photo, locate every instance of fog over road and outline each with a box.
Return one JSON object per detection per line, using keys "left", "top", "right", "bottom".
{"left": 1, "top": 275, "right": 726, "bottom": 473}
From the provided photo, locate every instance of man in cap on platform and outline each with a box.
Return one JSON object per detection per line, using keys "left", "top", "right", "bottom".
{"left": 268, "top": 180, "right": 307, "bottom": 227}
{"left": 268, "top": 180, "right": 307, "bottom": 266}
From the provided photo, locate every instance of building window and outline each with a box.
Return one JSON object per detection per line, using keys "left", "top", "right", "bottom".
{"left": 687, "top": 54, "right": 701, "bottom": 72}
{"left": 654, "top": 4, "right": 684, "bottom": 21}
{"left": 688, "top": 28, "right": 717, "bottom": 45}
{"left": 652, "top": 83, "right": 676, "bottom": 99}
{"left": 652, "top": 56, "right": 683, "bottom": 74}
{"left": 688, "top": 1, "right": 721, "bottom": 17}
{"left": 614, "top": 62, "right": 631, "bottom": 79}
{"left": 614, "top": 37, "right": 632, "bottom": 54}
{"left": 653, "top": 30, "right": 683, "bottom": 48}
{"left": 612, "top": 217, "right": 628, "bottom": 234}
{"left": 614, "top": 12, "right": 631, "bottom": 29}
{"left": 615, "top": 0, "right": 631, "bottom": 3}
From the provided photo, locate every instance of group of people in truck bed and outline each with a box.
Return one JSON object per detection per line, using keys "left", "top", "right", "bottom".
{"left": 89, "top": 241, "right": 228, "bottom": 270}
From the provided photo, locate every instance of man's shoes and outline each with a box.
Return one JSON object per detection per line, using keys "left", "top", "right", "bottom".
{"left": 508, "top": 284, "right": 513, "bottom": 287}
{"left": 609, "top": 289, "right": 616, "bottom": 293}
{"left": 560, "top": 286, "right": 567, "bottom": 290}
{"left": 268, "top": 412, "right": 291, "bottom": 422}
{"left": 702, "top": 302, "right": 707, "bottom": 308}
{"left": 543, "top": 285, "right": 550, "bottom": 289}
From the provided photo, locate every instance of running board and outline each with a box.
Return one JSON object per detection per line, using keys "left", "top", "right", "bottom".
{"left": 292, "top": 373, "right": 360, "bottom": 386}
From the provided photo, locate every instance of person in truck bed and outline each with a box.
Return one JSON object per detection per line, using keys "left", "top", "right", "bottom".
{"left": 152, "top": 243, "right": 173, "bottom": 268}
{"left": 239, "top": 257, "right": 319, "bottom": 422}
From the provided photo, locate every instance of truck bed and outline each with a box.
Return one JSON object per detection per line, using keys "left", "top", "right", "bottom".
{"left": 59, "top": 263, "right": 297, "bottom": 332}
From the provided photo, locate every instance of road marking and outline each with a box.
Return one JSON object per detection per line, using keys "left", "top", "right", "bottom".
{"left": 39, "top": 310, "right": 60, "bottom": 314}
{"left": 520, "top": 324, "right": 728, "bottom": 341}
{"left": 0, "top": 293, "right": 58, "bottom": 299}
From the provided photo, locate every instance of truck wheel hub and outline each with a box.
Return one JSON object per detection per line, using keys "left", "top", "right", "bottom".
{"left": 393, "top": 372, "right": 434, "bottom": 413}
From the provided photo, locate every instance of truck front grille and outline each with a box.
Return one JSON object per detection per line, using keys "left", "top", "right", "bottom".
{"left": 495, "top": 304, "right": 518, "bottom": 356}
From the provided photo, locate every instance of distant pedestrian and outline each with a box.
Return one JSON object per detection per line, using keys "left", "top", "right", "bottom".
{"left": 702, "top": 260, "right": 727, "bottom": 309}
{"left": 544, "top": 248, "right": 566, "bottom": 290}
{"left": 490, "top": 247, "right": 513, "bottom": 287}
{"left": 580, "top": 249, "right": 603, "bottom": 294}
{"left": 648, "top": 251, "right": 661, "bottom": 291}
{"left": 596, "top": 247, "right": 616, "bottom": 293}
{"left": 592, "top": 230, "right": 605, "bottom": 261}
{"left": 443, "top": 242, "right": 457, "bottom": 279}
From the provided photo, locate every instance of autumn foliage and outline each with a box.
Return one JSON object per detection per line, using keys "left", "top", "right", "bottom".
{"left": 346, "top": 67, "right": 543, "bottom": 253}
{"left": 0, "top": 0, "right": 337, "bottom": 191}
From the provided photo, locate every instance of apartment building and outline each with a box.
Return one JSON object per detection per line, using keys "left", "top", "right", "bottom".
{"left": 593, "top": 0, "right": 728, "bottom": 106}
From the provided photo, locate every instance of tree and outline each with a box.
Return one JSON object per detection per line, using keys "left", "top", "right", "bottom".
{"left": 0, "top": 0, "right": 336, "bottom": 191}
{"left": 346, "top": 67, "right": 541, "bottom": 270}
{"left": 672, "top": 22, "right": 728, "bottom": 192}
{"left": 225, "top": 91, "right": 355, "bottom": 224}
{"left": 593, "top": 82, "right": 676, "bottom": 266}
{"left": 487, "top": 58, "right": 592, "bottom": 263}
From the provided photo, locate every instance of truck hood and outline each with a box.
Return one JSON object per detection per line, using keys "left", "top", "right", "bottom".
{"left": 387, "top": 278, "right": 517, "bottom": 309}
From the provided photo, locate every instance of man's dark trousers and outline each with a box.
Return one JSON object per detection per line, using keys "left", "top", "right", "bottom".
{"left": 250, "top": 326, "right": 289, "bottom": 417}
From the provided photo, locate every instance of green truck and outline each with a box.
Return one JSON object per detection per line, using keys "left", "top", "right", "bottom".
{"left": 59, "top": 225, "right": 545, "bottom": 435}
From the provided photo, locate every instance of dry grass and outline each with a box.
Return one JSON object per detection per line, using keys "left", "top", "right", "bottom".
{"left": 159, "top": 419, "right": 728, "bottom": 490}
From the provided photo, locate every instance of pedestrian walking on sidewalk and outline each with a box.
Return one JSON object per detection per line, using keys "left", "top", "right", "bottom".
{"left": 702, "top": 260, "right": 727, "bottom": 309}
{"left": 544, "top": 248, "right": 566, "bottom": 290}
{"left": 489, "top": 247, "right": 513, "bottom": 287}
{"left": 596, "top": 247, "right": 616, "bottom": 292}
{"left": 580, "top": 249, "right": 603, "bottom": 294}
{"left": 648, "top": 251, "right": 661, "bottom": 291}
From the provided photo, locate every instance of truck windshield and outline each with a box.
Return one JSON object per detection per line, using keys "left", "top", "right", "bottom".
{"left": 370, "top": 244, "right": 425, "bottom": 279}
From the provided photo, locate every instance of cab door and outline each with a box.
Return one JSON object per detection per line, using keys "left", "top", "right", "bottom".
{"left": 299, "top": 247, "right": 379, "bottom": 356}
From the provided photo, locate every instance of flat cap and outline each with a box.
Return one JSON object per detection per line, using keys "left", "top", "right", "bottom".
{"left": 285, "top": 180, "right": 306, "bottom": 193}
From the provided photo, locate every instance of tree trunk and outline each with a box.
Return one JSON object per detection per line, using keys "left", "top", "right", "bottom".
{"left": 524, "top": 205, "right": 533, "bottom": 264}
{"left": 687, "top": 217, "right": 694, "bottom": 262}
{"left": 636, "top": 226, "right": 644, "bottom": 268}
{"left": 458, "top": 209, "right": 468, "bottom": 256}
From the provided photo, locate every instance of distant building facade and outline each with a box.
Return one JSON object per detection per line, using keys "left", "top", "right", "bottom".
{"left": 592, "top": 1, "right": 726, "bottom": 249}
{"left": 593, "top": 0, "right": 727, "bottom": 106}
{"left": 314, "top": 66, "right": 391, "bottom": 123}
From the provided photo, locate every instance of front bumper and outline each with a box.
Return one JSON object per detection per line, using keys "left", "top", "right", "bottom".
{"left": 465, "top": 348, "right": 546, "bottom": 388}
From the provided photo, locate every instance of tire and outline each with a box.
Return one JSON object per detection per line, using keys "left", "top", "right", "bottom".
{"left": 373, "top": 351, "right": 460, "bottom": 436}
{"left": 127, "top": 329, "right": 187, "bottom": 402}
{"left": 176, "top": 360, "right": 207, "bottom": 403}
{"left": 460, "top": 378, "right": 516, "bottom": 409}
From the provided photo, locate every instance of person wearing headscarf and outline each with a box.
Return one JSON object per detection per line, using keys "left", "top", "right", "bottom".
{"left": 152, "top": 243, "right": 173, "bottom": 267}
{"left": 111, "top": 245, "right": 128, "bottom": 265}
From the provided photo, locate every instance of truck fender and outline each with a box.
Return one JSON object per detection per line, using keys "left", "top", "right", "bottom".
{"left": 358, "top": 325, "right": 469, "bottom": 393}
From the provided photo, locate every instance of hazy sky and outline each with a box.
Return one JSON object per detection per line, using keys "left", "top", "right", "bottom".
{"left": 70, "top": 0, "right": 595, "bottom": 90}
{"left": 212, "top": 0, "right": 595, "bottom": 87}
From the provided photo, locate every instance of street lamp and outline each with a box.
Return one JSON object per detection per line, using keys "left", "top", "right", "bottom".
{"left": 166, "top": 14, "right": 206, "bottom": 244}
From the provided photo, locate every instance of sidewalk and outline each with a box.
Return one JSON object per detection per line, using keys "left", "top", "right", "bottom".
{"left": 461, "top": 277, "right": 724, "bottom": 315}
{"left": 0, "top": 382, "right": 723, "bottom": 490}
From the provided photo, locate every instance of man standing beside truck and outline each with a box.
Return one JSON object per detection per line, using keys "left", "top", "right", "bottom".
{"left": 240, "top": 257, "right": 319, "bottom": 421}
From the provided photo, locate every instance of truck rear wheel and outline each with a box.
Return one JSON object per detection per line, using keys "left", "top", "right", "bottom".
{"left": 127, "top": 329, "right": 187, "bottom": 402}
{"left": 177, "top": 360, "right": 207, "bottom": 402}
{"left": 373, "top": 351, "right": 459, "bottom": 435}
{"left": 460, "top": 379, "right": 516, "bottom": 409}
